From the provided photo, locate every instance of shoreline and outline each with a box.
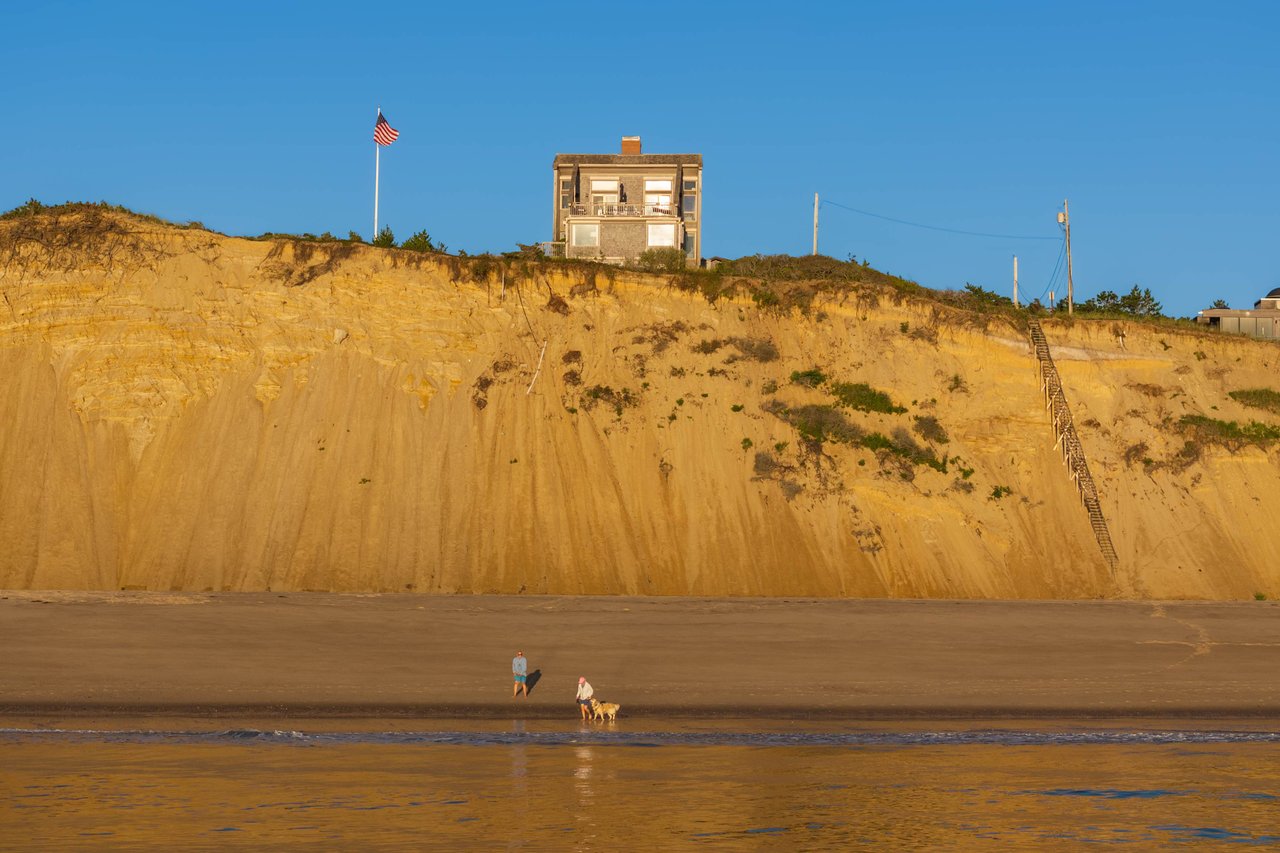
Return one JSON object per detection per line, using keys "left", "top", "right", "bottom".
{"left": 4, "top": 592, "right": 1280, "bottom": 725}
{"left": 7, "top": 704, "right": 1280, "bottom": 724}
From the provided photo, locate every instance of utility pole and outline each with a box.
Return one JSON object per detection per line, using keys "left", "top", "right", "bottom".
{"left": 1013, "top": 255, "right": 1020, "bottom": 308}
{"left": 1058, "top": 199, "right": 1074, "bottom": 315}
{"left": 812, "top": 192, "right": 819, "bottom": 256}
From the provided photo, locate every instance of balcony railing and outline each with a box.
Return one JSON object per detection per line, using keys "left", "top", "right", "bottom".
{"left": 569, "top": 203, "right": 677, "bottom": 217}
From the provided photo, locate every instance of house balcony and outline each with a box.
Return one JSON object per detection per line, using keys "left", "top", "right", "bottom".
{"left": 568, "top": 203, "right": 677, "bottom": 218}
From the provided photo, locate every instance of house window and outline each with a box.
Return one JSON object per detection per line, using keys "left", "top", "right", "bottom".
{"left": 645, "top": 193, "right": 671, "bottom": 208}
{"left": 644, "top": 179, "right": 672, "bottom": 192}
{"left": 648, "top": 223, "right": 676, "bottom": 248}
{"left": 592, "top": 194, "right": 618, "bottom": 215}
{"left": 683, "top": 231, "right": 696, "bottom": 256}
{"left": 560, "top": 179, "right": 572, "bottom": 192}
{"left": 682, "top": 195, "right": 697, "bottom": 219}
{"left": 572, "top": 223, "right": 599, "bottom": 247}
{"left": 591, "top": 179, "right": 618, "bottom": 193}
{"left": 682, "top": 179, "right": 697, "bottom": 191}
{"left": 560, "top": 194, "right": 570, "bottom": 210}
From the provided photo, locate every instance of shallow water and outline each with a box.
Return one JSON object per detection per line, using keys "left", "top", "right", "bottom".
{"left": 4, "top": 722, "right": 1280, "bottom": 849}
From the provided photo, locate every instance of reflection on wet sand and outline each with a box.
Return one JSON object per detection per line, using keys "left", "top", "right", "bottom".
{"left": 3, "top": 729, "right": 1280, "bottom": 848}
{"left": 573, "top": 744, "right": 596, "bottom": 845}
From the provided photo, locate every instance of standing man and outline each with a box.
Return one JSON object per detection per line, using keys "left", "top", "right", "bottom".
{"left": 576, "top": 676, "right": 594, "bottom": 720}
{"left": 512, "top": 650, "right": 528, "bottom": 698}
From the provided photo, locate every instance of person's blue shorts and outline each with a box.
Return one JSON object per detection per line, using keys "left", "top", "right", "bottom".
{"left": 514, "top": 675, "right": 526, "bottom": 683}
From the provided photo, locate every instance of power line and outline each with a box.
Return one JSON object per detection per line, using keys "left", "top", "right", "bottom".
{"left": 1039, "top": 238, "right": 1067, "bottom": 303}
{"left": 821, "top": 198, "right": 1060, "bottom": 242}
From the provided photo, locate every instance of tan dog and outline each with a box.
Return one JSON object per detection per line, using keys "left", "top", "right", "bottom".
{"left": 589, "top": 698, "right": 620, "bottom": 722}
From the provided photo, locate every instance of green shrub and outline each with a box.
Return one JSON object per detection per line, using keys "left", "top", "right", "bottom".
{"left": 861, "top": 432, "right": 895, "bottom": 453}
{"left": 750, "top": 285, "right": 780, "bottom": 308}
{"left": 0, "top": 198, "right": 46, "bottom": 219}
{"left": 958, "top": 282, "right": 1012, "bottom": 310}
{"left": 372, "top": 226, "right": 395, "bottom": 247}
{"left": 1076, "top": 285, "right": 1165, "bottom": 318}
{"left": 714, "top": 253, "right": 866, "bottom": 282}
{"left": 1178, "top": 414, "right": 1280, "bottom": 448}
{"left": 1228, "top": 388, "right": 1280, "bottom": 415}
{"left": 860, "top": 430, "right": 946, "bottom": 472}
{"left": 828, "top": 382, "right": 906, "bottom": 414}
{"left": 990, "top": 485, "right": 1013, "bottom": 500}
{"left": 673, "top": 253, "right": 921, "bottom": 313}
{"left": 583, "top": 385, "right": 639, "bottom": 416}
{"left": 780, "top": 404, "right": 864, "bottom": 445}
{"left": 790, "top": 368, "right": 827, "bottom": 388}
{"left": 400, "top": 230, "right": 446, "bottom": 253}
{"left": 636, "top": 247, "right": 686, "bottom": 272}
{"left": 506, "top": 242, "right": 545, "bottom": 260}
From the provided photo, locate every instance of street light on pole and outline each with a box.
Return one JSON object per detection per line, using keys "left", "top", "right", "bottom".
{"left": 1058, "top": 200, "right": 1073, "bottom": 316}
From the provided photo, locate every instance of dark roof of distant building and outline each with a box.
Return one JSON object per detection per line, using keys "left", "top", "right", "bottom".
{"left": 553, "top": 153, "right": 702, "bottom": 167}
{"left": 1267, "top": 287, "right": 1280, "bottom": 299}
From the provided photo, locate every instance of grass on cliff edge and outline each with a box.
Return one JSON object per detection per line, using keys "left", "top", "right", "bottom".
{"left": 0, "top": 200, "right": 1220, "bottom": 338}
{"left": 1, "top": 199, "right": 211, "bottom": 231}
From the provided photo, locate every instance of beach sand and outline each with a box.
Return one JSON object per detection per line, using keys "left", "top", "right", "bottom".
{"left": 3, "top": 591, "right": 1280, "bottom": 723}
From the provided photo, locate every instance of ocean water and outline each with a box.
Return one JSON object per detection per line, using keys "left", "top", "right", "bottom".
{"left": 3, "top": 722, "right": 1280, "bottom": 849}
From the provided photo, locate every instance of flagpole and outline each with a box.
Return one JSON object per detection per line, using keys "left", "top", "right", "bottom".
{"left": 373, "top": 106, "right": 380, "bottom": 240}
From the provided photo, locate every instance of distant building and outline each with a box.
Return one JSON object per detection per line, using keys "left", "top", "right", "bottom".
{"left": 1195, "top": 288, "right": 1280, "bottom": 340}
{"left": 552, "top": 137, "right": 702, "bottom": 266}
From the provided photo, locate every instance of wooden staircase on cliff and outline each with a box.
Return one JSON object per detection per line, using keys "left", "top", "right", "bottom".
{"left": 1027, "top": 320, "right": 1120, "bottom": 574}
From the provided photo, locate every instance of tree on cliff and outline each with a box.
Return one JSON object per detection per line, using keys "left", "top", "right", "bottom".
{"left": 400, "top": 230, "right": 446, "bottom": 253}
{"left": 1069, "top": 285, "right": 1165, "bottom": 317}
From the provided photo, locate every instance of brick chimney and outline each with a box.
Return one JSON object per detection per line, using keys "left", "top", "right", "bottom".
{"left": 621, "top": 136, "right": 642, "bottom": 155}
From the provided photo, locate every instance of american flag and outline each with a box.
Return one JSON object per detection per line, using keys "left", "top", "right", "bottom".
{"left": 374, "top": 112, "right": 399, "bottom": 146}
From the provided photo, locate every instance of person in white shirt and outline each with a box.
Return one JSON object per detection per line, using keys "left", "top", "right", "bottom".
{"left": 576, "top": 677, "right": 594, "bottom": 720}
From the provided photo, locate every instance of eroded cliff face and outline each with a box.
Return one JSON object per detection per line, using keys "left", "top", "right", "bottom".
{"left": 2, "top": 211, "right": 1278, "bottom": 597}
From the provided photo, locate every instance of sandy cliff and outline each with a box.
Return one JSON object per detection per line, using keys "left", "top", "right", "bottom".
{"left": 2, "top": 208, "right": 1277, "bottom": 598}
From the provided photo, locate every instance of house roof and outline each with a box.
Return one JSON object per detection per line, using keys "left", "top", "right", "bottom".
{"left": 1199, "top": 307, "right": 1280, "bottom": 317}
{"left": 1266, "top": 287, "right": 1280, "bottom": 299}
{"left": 553, "top": 153, "right": 703, "bottom": 167}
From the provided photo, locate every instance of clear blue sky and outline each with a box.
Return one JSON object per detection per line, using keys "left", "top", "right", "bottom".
{"left": 5, "top": 1, "right": 1277, "bottom": 317}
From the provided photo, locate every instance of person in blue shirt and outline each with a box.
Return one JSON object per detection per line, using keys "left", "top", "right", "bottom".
{"left": 512, "top": 650, "right": 528, "bottom": 698}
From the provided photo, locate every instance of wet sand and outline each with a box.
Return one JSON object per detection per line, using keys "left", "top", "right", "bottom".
{"left": 2, "top": 592, "right": 1280, "bottom": 722}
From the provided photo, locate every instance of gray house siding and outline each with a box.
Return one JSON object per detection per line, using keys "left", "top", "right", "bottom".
{"left": 553, "top": 142, "right": 702, "bottom": 266}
